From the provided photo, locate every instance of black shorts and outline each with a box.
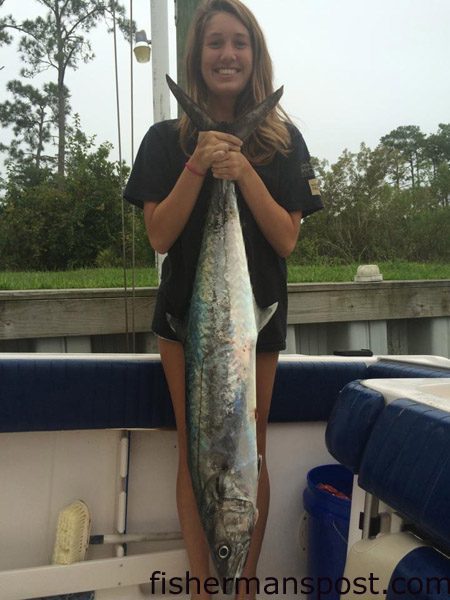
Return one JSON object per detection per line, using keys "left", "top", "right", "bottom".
{"left": 151, "top": 291, "right": 286, "bottom": 353}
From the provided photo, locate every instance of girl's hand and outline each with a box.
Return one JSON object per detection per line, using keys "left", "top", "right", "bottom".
{"left": 211, "top": 150, "right": 252, "bottom": 182}
{"left": 189, "top": 131, "right": 243, "bottom": 173}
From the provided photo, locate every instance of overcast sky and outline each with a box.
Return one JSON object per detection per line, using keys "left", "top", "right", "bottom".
{"left": 1, "top": 0, "right": 449, "bottom": 169}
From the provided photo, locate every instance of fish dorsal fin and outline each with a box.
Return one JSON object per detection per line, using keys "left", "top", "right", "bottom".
{"left": 166, "top": 313, "right": 187, "bottom": 344}
{"left": 166, "top": 74, "right": 283, "bottom": 141}
{"left": 254, "top": 301, "right": 278, "bottom": 333}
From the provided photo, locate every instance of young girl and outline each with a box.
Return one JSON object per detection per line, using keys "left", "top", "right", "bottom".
{"left": 124, "top": 1, "right": 323, "bottom": 597}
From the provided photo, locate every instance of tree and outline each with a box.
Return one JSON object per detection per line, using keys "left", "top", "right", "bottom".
{"left": 380, "top": 125, "right": 426, "bottom": 188}
{"left": 0, "top": 3, "right": 9, "bottom": 34}
{"left": 64, "top": 117, "right": 126, "bottom": 267}
{"left": 0, "top": 80, "right": 69, "bottom": 169}
{"left": 0, "top": 115, "right": 140, "bottom": 271}
{"left": 298, "top": 144, "right": 392, "bottom": 263}
{"left": 297, "top": 138, "right": 450, "bottom": 265}
{"left": 1, "top": 0, "right": 129, "bottom": 177}
{"left": 0, "top": 0, "right": 12, "bottom": 71}
{"left": 431, "top": 163, "right": 450, "bottom": 207}
{"left": 436, "top": 124, "right": 450, "bottom": 160}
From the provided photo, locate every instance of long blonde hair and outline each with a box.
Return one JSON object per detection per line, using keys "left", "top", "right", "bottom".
{"left": 179, "top": 0, "right": 292, "bottom": 164}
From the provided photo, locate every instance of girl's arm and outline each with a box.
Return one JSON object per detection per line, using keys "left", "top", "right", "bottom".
{"left": 211, "top": 153, "right": 302, "bottom": 258}
{"left": 144, "top": 131, "right": 242, "bottom": 254}
{"left": 143, "top": 166, "right": 204, "bottom": 254}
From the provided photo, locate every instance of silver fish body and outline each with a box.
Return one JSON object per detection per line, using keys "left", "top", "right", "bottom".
{"left": 179, "top": 180, "right": 275, "bottom": 584}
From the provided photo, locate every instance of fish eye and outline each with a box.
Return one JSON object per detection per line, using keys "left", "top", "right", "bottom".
{"left": 218, "top": 544, "right": 230, "bottom": 559}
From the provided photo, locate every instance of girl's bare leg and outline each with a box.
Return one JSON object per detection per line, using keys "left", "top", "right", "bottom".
{"left": 158, "top": 338, "right": 211, "bottom": 600}
{"left": 236, "top": 352, "right": 279, "bottom": 600}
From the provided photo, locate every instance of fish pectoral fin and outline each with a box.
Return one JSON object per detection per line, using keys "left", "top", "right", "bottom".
{"left": 255, "top": 301, "right": 278, "bottom": 332}
{"left": 217, "top": 470, "right": 227, "bottom": 496}
{"left": 204, "top": 471, "right": 226, "bottom": 503}
{"left": 166, "top": 313, "right": 187, "bottom": 343}
{"left": 257, "top": 454, "right": 263, "bottom": 481}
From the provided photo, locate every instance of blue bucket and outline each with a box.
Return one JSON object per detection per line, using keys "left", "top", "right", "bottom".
{"left": 303, "top": 464, "right": 353, "bottom": 599}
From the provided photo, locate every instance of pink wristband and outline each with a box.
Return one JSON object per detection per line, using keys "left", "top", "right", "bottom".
{"left": 185, "top": 161, "right": 206, "bottom": 177}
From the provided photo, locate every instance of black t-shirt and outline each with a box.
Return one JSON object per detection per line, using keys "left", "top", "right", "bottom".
{"left": 124, "top": 119, "right": 323, "bottom": 351}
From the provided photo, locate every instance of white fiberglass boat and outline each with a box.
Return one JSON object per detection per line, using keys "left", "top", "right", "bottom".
{"left": 0, "top": 352, "right": 450, "bottom": 600}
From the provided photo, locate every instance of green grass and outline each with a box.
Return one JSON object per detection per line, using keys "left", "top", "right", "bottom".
{"left": 0, "top": 261, "right": 449, "bottom": 291}
{"left": 288, "top": 261, "right": 450, "bottom": 283}
{"left": 0, "top": 267, "right": 159, "bottom": 291}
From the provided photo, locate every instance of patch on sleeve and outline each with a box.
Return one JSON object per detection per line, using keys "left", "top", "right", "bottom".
{"left": 308, "top": 178, "right": 321, "bottom": 196}
{"left": 300, "top": 161, "right": 315, "bottom": 179}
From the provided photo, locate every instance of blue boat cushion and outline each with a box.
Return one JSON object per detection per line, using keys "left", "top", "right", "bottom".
{"left": 324, "top": 363, "right": 450, "bottom": 474}
{"left": 386, "top": 546, "right": 450, "bottom": 599}
{"left": 1, "top": 357, "right": 449, "bottom": 433}
{"left": 367, "top": 361, "right": 450, "bottom": 380}
{"left": 269, "top": 361, "right": 368, "bottom": 422}
{"left": 359, "top": 399, "right": 450, "bottom": 555}
{"left": 0, "top": 358, "right": 368, "bottom": 432}
{"left": 325, "top": 381, "right": 385, "bottom": 474}
{"left": 0, "top": 358, "right": 175, "bottom": 432}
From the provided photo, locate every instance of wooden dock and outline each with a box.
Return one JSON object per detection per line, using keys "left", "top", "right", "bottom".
{"left": 1, "top": 280, "right": 449, "bottom": 356}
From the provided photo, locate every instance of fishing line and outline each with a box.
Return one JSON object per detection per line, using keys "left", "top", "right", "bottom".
{"left": 129, "top": 0, "right": 136, "bottom": 353}
{"left": 112, "top": 2, "right": 130, "bottom": 353}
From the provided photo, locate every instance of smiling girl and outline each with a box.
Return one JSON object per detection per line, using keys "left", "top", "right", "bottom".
{"left": 124, "top": 1, "right": 323, "bottom": 598}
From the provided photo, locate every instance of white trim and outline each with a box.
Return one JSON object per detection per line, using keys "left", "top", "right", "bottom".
{"left": 0, "top": 352, "right": 448, "bottom": 370}
{"left": 0, "top": 546, "right": 188, "bottom": 600}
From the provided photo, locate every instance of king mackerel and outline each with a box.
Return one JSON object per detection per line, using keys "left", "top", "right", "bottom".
{"left": 165, "top": 74, "right": 283, "bottom": 586}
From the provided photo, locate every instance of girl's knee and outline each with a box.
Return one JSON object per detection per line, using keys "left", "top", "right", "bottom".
{"left": 256, "top": 433, "right": 268, "bottom": 458}
{"left": 256, "top": 414, "right": 269, "bottom": 443}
